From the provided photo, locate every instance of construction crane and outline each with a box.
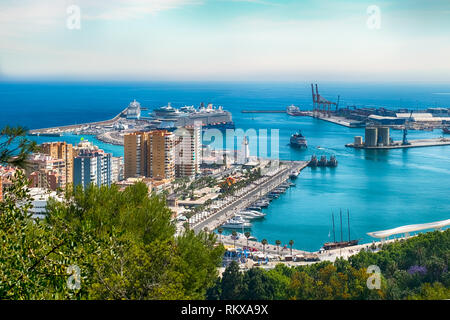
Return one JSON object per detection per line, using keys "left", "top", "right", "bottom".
{"left": 311, "top": 83, "right": 338, "bottom": 118}
{"left": 402, "top": 110, "right": 413, "bottom": 145}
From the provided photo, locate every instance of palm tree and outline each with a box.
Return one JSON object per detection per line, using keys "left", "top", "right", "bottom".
{"left": 244, "top": 232, "right": 251, "bottom": 248}
{"left": 261, "top": 239, "right": 268, "bottom": 254}
{"left": 231, "top": 230, "right": 237, "bottom": 248}
{"left": 218, "top": 228, "right": 224, "bottom": 242}
{"left": 275, "top": 240, "right": 281, "bottom": 255}
{"left": 289, "top": 240, "right": 294, "bottom": 255}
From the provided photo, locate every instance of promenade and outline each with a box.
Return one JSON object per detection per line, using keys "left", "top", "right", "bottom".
{"left": 192, "top": 161, "right": 308, "bottom": 233}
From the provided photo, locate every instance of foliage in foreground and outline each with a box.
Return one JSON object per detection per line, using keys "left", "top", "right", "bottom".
{"left": 208, "top": 230, "right": 450, "bottom": 300}
{"left": 0, "top": 175, "right": 224, "bottom": 299}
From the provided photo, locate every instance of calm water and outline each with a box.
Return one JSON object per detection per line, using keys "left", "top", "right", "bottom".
{"left": 1, "top": 81, "right": 450, "bottom": 251}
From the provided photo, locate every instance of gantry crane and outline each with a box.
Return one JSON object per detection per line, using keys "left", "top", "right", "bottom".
{"left": 311, "top": 83, "right": 339, "bottom": 118}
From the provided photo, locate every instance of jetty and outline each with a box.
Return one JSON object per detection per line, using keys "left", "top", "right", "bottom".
{"left": 346, "top": 138, "right": 450, "bottom": 149}
{"left": 28, "top": 107, "right": 128, "bottom": 135}
{"left": 241, "top": 110, "right": 286, "bottom": 113}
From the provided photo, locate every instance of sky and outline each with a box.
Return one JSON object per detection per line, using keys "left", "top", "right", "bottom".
{"left": 0, "top": 0, "right": 450, "bottom": 82}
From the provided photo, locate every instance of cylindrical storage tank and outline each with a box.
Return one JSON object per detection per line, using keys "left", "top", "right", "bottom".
{"left": 365, "top": 127, "right": 378, "bottom": 147}
{"left": 378, "top": 127, "right": 390, "bottom": 146}
{"left": 354, "top": 136, "right": 363, "bottom": 146}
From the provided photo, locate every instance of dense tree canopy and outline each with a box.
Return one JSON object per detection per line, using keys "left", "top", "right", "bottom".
{"left": 0, "top": 175, "right": 224, "bottom": 299}
{"left": 208, "top": 230, "right": 450, "bottom": 300}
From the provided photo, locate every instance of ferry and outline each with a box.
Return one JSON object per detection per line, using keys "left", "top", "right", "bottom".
{"left": 290, "top": 130, "right": 307, "bottom": 148}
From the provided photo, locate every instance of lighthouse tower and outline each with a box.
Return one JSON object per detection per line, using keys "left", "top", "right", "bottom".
{"left": 242, "top": 136, "right": 250, "bottom": 164}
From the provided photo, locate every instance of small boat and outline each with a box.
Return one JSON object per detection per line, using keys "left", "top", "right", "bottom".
{"left": 443, "top": 127, "right": 450, "bottom": 134}
{"left": 253, "top": 201, "right": 269, "bottom": 208}
{"left": 290, "top": 130, "right": 307, "bottom": 148}
{"left": 247, "top": 206, "right": 261, "bottom": 211}
{"left": 289, "top": 171, "right": 299, "bottom": 179}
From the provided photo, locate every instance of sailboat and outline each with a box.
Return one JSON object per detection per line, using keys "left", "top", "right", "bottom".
{"left": 322, "top": 209, "right": 359, "bottom": 250}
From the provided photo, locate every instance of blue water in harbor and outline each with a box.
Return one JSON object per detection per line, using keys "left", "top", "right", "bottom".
{"left": 1, "top": 81, "right": 450, "bottom": 251}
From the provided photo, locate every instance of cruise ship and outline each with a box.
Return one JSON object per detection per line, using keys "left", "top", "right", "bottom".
{"left": 152, "top": 103, "right": 234, "bottom": 130}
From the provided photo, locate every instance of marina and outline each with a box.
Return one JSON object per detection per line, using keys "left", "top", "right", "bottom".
{"left": 191, "top": 161, "right": 308, "bottom": 233}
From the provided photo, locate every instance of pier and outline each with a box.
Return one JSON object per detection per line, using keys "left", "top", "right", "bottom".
{"left": 191, "top": 161, "right": 308, "bottom": 233}
{"left": 311, "top": 114, "right": 365, "bottom": 128}
{"left": 241, "top": 110, "right": 286, "bottom": 113}
{"left": 346, "top": 138, "right": 450, "bottom": 149}
{"left": 28, "top": 107, "right": 128, "bottom": 135}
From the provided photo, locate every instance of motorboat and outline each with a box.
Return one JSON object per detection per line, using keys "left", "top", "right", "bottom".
{"left": 221, "top": 217, "right": 252, "bottom": 229}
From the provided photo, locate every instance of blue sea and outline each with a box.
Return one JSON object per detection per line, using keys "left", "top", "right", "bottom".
{"left": 1, "top": 81, "right": 450, "bottom": 251}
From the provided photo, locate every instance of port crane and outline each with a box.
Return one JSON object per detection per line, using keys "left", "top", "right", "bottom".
{"left": 311, "top": 83, "right": 338, "bottom": 118}
{"left": 402, "top": 110, "right": 413, "bottom": 145}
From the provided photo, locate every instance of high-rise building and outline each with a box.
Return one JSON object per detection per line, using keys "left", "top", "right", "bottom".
{"left": 29, "top": 169, "right": 61, "bottom": 190}
{"left": 124, "top": 132, "right": 147, "bottom": 179}
{"left": 73, "top": 149, "right": 112, "bottom": 189}
{"left": 41, "top": 142, "right": 74, "bottom": 185}
{"left": 148, "top": 130, "right": 175, "bottom": 180}
{"left": 174, "top": 126, "right": 201, "bottom": 178}
{"left": 111, "top": 156, "right": 123, "bottom": 183}
{"left": 123, "top": 130, "right": 175, "bottom": 180}
{"left": 25, "top": 153, "right": 67, "bottom": 188}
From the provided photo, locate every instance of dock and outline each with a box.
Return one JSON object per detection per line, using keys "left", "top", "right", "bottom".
{"left": 346, "top": 138, "right": 450, "bottom": 149}
{"left": 28, "top": 107, "right": 128, "bottom": 135}
{"left": 311, "top": 114, "right": 365, "bottom": 128}
{"left": 241, "top": 110, "right": 286, "bottom": 113}
{"left": 192, "top": 161, "right": 308, "bottom": 233}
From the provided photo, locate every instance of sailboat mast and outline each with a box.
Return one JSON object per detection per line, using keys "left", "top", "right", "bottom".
{"left": 332, "top": 211, "right": 336, "bottom": 243}
{"left": 348, "top": 209, "right": 350, "bottom": 242}
{"left": 340, "top": 209, "right": 343, "bottom": 243}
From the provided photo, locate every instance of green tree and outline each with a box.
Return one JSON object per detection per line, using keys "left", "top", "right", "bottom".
{"left": 244, "top": 232, "right": 251, "bottom": 248}
{"left": 220, "top": 261, "right": 243, "bottom": 300}
{"left": 0, "top": 125, "right": 37, "bottom": 167}
{"left": 275, "top": 240, "right": 281, "bottom": 256}
{"left": 261, "top": 239, "right": 268, "bottom": 254}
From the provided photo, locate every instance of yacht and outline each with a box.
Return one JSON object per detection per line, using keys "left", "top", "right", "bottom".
{"left": 221, "top": 217, "right": 252, "bottom": 229}
{"left": 238, "top": 211, "right": 266, "bottom": 219}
